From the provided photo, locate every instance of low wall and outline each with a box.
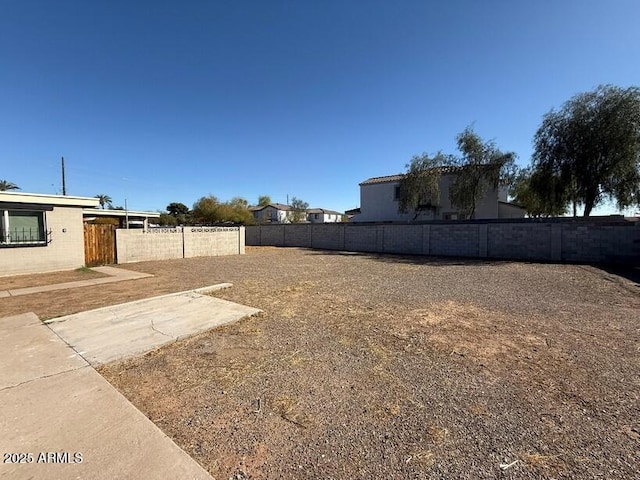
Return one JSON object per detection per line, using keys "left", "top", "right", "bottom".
{"left": 245, "top": 219, "right": 640, "bottom": 265}
{"left": 116, "top": 226, "right": 245, "bottom": 264}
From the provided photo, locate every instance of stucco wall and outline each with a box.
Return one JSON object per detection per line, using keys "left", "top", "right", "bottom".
{"left": 246, "top": 219, "right": 640, "bottom": 265}
{"left": 116, "top": 226, "right": 244, "bottom": 263}
{"left": 0, "top": 206, "right": 86, "bottom": 276}
{"left": 355, "top": 175, "right": 505, "bottom": 222}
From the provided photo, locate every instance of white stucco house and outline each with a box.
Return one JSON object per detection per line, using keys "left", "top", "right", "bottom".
{"left": 352, "top": 169, "right": 525, "bottom": 222}
{"left": 306, "top": 208, "right": 343, "bottom": 223}
{"left": 0, "top": 191, "right": 100, "bottom": 276}
{"left": 250, "top": 203, "right": 295, "bottom": 223}
{"left": 250, "top": 203, "right": 344, "bottom": 224}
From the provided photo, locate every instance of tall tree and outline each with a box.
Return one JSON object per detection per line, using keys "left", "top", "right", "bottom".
{"left": 448, "top": 127, "right": 517, "bottom": 219}
{"left": 166, "top": 202, "right": 189, "bottom": 216}
{"left": 532, "top": 85, "right": 640, "bottom": 216}
{"left": 191, "top": 195, "right": 255, "bottom": 225}
{"left": 510, "top": 167, "right": 567, "bottom": 217}
{"left": 289, "top": 197, "right": 309, "bottom": 223}
{"left": 94, "top": 194, "right": 112, "bottom": 209}
{"left": 0, "top": 180, "right": 20, "bottom": 191}
{"left": 397, "top": 152, "right": 451, "bottom": 220}
{"left": 257, "top": 195, "right": 272, "bottom": 206}
{"left": 398, "top": 128, "right": 516, "bottom": 220}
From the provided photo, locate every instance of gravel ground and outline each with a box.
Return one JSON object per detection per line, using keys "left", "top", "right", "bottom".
{"left": 3, "top": 247, "right": 639, "bottom": 479}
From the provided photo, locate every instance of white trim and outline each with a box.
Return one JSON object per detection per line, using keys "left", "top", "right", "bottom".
{"left": 0, "top": 191, "right": 100, "bottom": 208}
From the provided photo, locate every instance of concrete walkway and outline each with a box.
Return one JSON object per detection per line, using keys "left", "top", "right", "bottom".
{"left": 0, "top": 312, "right": 212, "bottom": 479}
{"left": 0, "top": 266, "right": 153, "bottom": 298}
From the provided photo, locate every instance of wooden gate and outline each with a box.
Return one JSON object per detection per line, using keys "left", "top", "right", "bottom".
{"left": 84, "top": 224, "right": 117, "bottom": 266}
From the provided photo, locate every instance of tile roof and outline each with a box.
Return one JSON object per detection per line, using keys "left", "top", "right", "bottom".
{"left": 249, "top": 203, "right": 292, "bottom": 211}
{"left": 359, "top": 165, "right": 491, "bottom": 185}
{"left": 307, "top": 208, "right": 342, "bottom": 215}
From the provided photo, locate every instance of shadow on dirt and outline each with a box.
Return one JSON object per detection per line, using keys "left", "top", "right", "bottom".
{"left": 300, "top": 248, "right": 508, "bottom": 267}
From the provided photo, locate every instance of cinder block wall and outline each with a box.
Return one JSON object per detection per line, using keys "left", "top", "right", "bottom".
{"left": 0, "top": 206, "right": 86, "bottom": 276}
{"left": 116, "top": 227, "right": 244, "bottom": 263}
{"left": 246, "top": 219, "right": 640, "bottom": 265}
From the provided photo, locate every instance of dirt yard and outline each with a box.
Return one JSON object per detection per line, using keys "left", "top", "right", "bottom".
{"left": 3, "top": 247, "right": 639, "bottom": 479}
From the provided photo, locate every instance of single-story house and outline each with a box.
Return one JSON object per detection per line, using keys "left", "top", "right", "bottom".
{"left": 351, "top": 169, "right": 526, "bottom": 222}
{"left": 83, "top": 208, "right": 161, "bottom": 228}
{"left": 306, "top": 208, "right": 343, "bottom": 223}
{"left": 0, "top": 191, "right": 100, "bottom": 276}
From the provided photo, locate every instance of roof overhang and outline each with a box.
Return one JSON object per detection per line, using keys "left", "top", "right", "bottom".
{"left": 82, "top": 209, "right": 161, "bottom": 218}
{"left": 0, "top": 191, "right": 100, "bottom": 208}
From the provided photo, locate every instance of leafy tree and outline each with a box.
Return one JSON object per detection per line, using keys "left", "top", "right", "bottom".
{"left": 166, "top": 202, "right": 189, "bottom": 216}
{"left": 398, "top": 152, "right": 451, "bottom": 220}
{"left": 398, "top": 128, "right": 516, "bottom": 220}
{"left": 0, "top": 180, "right": 20, "bottom": 191}
{"left": 166, "top": 202, "right": 190, "bottom": 224}
{"left": 510, "top": 167, "right": 567, "bottom": 217}
{"left": 448, "top": 127, "right": 517, "bottom": 219}
{"left": 95, "top": 194, "right": 112, "bottom": 209}
{"left": 229, "top": 197, "right": 249, "bottom": 209}
{"left": 158, "top": 213, "right": 178, "bottom": 226}
{"left": 257, "top": 195, "right": 272, "bottom": 206}
{"left": 531, "top": 85, "right": 640, "bottom": 216}
{"left": 191, "top": 195, "right": 255, "bottom": 225}
{"left": 289, "top": 197, "right": 309, "bottom": 223}
{"left": 191, "top": 196, "right": 221, "bottom": 224}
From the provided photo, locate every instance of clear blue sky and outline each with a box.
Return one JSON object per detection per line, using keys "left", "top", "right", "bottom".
{"left": 2, "top": 0, "right": 639, "bottom": 214}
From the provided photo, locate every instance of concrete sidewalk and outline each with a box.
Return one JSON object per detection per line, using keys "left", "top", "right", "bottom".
{"left": 0, "top": 312, "right": 212, "bottom": 479}
{"left": 0, "top": 266, "right": 153, "bottom": 298}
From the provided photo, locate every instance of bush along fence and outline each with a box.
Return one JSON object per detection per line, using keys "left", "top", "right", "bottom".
{"left": 246, "top": 218, "right": 640, "bottom": 265}
{"left": 116, "top": 226, "right": 245, "bottom": 263}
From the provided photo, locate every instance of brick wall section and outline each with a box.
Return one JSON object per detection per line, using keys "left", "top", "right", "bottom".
{"left": 430, "top": 224, "right": 479, "bottom": 257}
{"left": 0, "top": 206, "right": 86, "bottom": 276}
{"left": 382, "top": 225, "right": 423, "bottom": 254}
{"left": 116, "top": 227, "right": 244, "bottom": 263}
{"left": 246, "top": 219, "right": 640, "bottom": 265}
{"left": 345, "top": 225, "right": 378, "bottom": 252}
{"left": 487, "top": 223, "right": 552, "bottom": 260}
{"left": 311, "top": 224, "right": 344, "bottom": 250}
{"left": 285, "top": 225, "right": 311, "bottom": 247}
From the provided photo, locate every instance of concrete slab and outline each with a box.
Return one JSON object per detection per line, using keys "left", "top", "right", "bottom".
{"left": 46, "top": 287, "right": 261, "bottom": 366}
{"left": 0, "top": 313, "right": 87, "bottom": 390}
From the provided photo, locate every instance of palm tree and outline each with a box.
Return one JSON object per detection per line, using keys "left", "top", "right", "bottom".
{"left": 95, "top": 194, "right": 113, "bottom": 209}
{"left": 0, "top": 180, "right": 20, "bottom": 191}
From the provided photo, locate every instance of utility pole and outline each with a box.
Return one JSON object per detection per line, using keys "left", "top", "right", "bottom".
{"left": 61, "top": 157, "right": 67, "bottom": 195}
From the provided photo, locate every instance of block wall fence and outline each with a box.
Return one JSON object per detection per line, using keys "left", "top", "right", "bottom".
{"left": 246, "top": 219, "right": 639, "bottom": 265}
{"left": 116, "top": 226, "right": 245, "bottom": 263}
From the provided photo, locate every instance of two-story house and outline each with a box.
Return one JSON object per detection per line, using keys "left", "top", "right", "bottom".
{"left": 352, "top": 169, "right": 525, "bottom": 222}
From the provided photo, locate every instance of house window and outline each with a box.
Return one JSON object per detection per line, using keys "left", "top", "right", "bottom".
{"left": 314, "top": 213, "right": 319, "bottom": 220}
{"left": 394, "top": 185, "right": 401, "bottom": 200}
{"left": 0, "top": 210, "right": 47, "bottom": 245}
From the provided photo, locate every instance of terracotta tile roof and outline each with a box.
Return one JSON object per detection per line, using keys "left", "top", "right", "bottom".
{"left": 359, "top": 165, "right": 490, "bottom": 186}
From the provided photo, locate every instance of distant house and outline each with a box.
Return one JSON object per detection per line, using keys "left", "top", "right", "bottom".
{"left": 306, "top": 208, "right": 342, "bottom": 223}
{"left": 0, "top": 191, "right": 99, "bottom": 276}
{"left": 82, "top": 208, "right": 161, "bottom": 228}
{"left": 352, "top": 169, "right": 525, "bottom": 222}
{"left": 250, "top": 203, "right": 295, "bottom": 224}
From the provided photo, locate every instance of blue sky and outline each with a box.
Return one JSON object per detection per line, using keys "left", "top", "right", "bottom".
{"left": 1, "top": 0, "right": 639, "bottom": 214}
